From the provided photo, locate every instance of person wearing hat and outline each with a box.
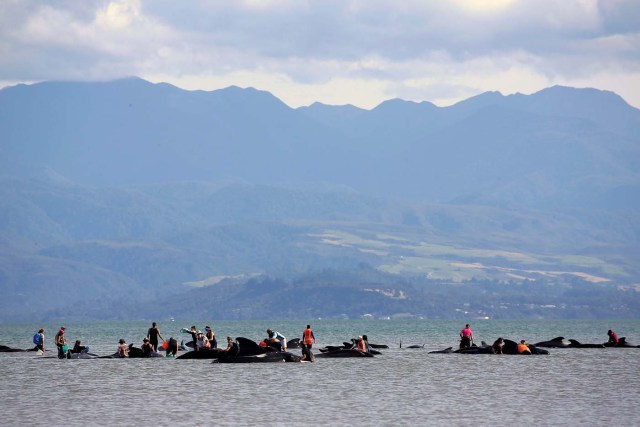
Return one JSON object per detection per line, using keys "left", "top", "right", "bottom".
{"left": 117, "top": 339, "right": 129, "bottom": 358}
{"left": 141, "top": 337, "right": 154, "bottom": 357}
{"left": 195, "top": 330, "right": 211, "bottom": 351}
{"left": 54, "top": 327, "right": 68, "bottom": 359}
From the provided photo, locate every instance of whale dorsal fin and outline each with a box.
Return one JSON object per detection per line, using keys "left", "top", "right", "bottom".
{"left": 551, "top": 337, "right": 565, "bottom": 342}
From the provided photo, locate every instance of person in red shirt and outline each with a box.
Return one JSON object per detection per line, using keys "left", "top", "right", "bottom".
{"left": 459, "top": 324, "right": 474, "bottom": 349}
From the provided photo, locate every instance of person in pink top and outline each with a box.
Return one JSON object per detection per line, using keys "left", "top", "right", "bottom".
{"left": 459, "top": 324, "right": 474, "bottom": 349}
{"left": 607, "top": 329, "right": 619, "bottom": 345}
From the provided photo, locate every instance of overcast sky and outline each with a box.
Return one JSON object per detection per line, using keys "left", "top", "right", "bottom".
{"left": 1, "top": 0, "right": 639, "bottom": 108}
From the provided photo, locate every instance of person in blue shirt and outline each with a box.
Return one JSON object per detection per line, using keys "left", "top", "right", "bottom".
{"left": 266, "top": 328, "right": 287, "bottom": 352}
{"left": 33, "top": 328, "right": 45, "bottom": 354}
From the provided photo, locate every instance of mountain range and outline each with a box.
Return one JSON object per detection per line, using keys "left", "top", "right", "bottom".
{"left": 1, "top": 78, "right": 639, "bottom": 321}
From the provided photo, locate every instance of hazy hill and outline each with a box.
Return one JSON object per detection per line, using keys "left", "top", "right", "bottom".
{"left": 2, "top": 78, "right": 639, "bottom": 207}
{"left": 1, "top": 78, "right": 639, "bottom": 321}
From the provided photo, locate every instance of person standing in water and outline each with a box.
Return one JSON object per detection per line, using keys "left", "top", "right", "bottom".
{"left": 459, "top": 324, "right": 474, "bottom": 349}
{"left": 147, "top": 322, "right": 165, "bottom": 351}
{"left": 54, "top": 327, "right": 68, "bottom": 359}
{"left": 302, "top": 325, "right": 316, "bottom": 349}
{"left": 607, "top": 329, "right": 619, "bottom": 345}
{"left": 33, "top": 328, "right": 45, "bottom": 355}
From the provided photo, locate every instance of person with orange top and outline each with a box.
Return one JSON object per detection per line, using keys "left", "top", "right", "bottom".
{"left": 517, "top": 340, "right": 531, "bottom": 355}
{"left": 302, "top": 325, "right": 316, "bottom": 349}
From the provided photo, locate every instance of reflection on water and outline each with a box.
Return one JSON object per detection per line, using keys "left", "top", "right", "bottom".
{"left": 1, "top": 320, "right": 639, "bottom": 426}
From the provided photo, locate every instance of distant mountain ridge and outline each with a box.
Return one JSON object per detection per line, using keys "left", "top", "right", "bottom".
{"left": 1, "top": 77, "right": 638, "bottom": 206}
{"left": 1, "top": 78, "right": 639, "bottom": 321}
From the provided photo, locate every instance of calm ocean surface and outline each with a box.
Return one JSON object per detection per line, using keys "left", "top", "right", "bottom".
{"left": 1, "top": 319, "right": 639, "bottom": 426}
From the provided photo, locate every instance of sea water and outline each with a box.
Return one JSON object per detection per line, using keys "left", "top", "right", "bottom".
{"left": 1, "top": 319, "right": 639, "bottom": 426}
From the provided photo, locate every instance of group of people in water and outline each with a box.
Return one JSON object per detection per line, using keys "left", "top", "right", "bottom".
{"left": 31, "top": 327, "right": 91, "bottom": 359}
{"left": 30, "top": 322, "right": 627, "bottom": 359}
{"left": 32, "top": 322, "right": 318, "bottom": 359}
{"left": 457, "top": 324, "right": 625, "bottom": 354}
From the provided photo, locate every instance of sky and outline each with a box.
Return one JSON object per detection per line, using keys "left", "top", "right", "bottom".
{"left": 1, "top": 0, "right": 639, "bottom": 109}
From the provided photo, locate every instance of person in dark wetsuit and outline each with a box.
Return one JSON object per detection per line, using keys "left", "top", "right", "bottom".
{"left": 165, "top": 337, "right": 178, "bottom": 358}
{"left": 147, "top": 322, "right": 164, "bottom": 351}
{"left": 205, "top": 325, "right": 217, "bottom": 349}
{"left": 141, "top": 338, "right": 154, "bottom": 357}
{"left": 491, "top": 337, "right": 504, "bottom": 354}
{"left": 225, "top": 337, "right": 239, "bottom": 356}
{"left": 71, "top": 340, "right": 88, "bottom": 354}
{"left": 181, "top": 326, "right": 198, "bottom": 350}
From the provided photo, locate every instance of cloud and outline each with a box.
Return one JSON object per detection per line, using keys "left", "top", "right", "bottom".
{"left": 1, "top": 0, "right": 639, "bottom": 108}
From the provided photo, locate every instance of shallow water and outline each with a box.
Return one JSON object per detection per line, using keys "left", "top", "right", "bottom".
{"left": 1, "top": 320, "right": 639, "bottom": 426}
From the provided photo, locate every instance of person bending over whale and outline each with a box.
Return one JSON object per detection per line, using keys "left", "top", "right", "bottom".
{"left": 517, "top": 340, "right": 531, "bottom": 355}
{"left": 266, "top": 328, "right": 287, "bottom": 352}
{"left": 165, "top": 337, "right": 178, "bottom": 358}
{"left": 607, "top": 329, "right": 619, "bottom": 345}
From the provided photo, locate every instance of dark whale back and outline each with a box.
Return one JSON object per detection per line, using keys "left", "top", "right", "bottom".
{"left": 287, "top": 338, "right": 301, "bottom": 349}
{"left": 534, "top": 337, "right": 568, "bottom": 348}
{"left": 236, "top": 337, "right": 272, "bottom": 356}
{"left": 315, "top": 349, "right": 374, "bottom": 358}
{"left": 176, "top": 348, "right": 226, "bottom": 359}
{"left": 568, "top": 339, "right": 605, "bottom": 348}
{"left": 216, "top": 352, "right": 286, "bottom": 363}
{"left": 0, "top": 345, "right": 25, "bottom": 352}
